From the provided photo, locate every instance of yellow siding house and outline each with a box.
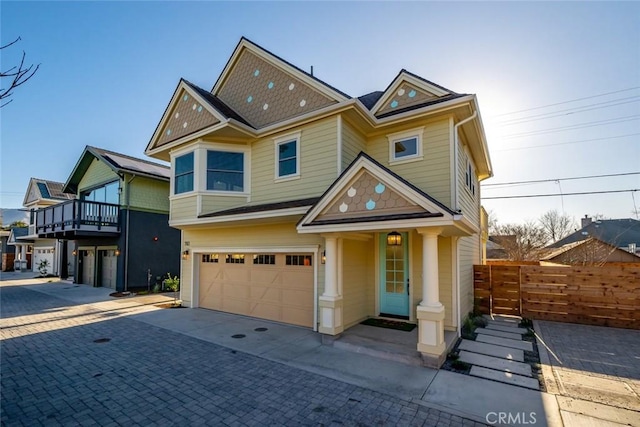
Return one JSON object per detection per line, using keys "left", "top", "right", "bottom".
{"left": 145, "top": 38, "right": 492, "bottom": 367}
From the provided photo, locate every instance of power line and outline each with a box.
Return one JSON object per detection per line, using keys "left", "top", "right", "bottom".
{"left": 493, "top": 87, "right": 640, "bottom": 117}
{"left": 498, "top": 96, "right": 640, "bottom": 126}
{"left": 483, "top": 172, "right": 640, "bottom": 188}
{"left": 501, "top": 115, "right": 640, "bottom": 139}
{"left": 493, "top": 133, "right": 640, "bottom": 152}
{"left": 482, "top": 189, "right": 638, "bottom": 200}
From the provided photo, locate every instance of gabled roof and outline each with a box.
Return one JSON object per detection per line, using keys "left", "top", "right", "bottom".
{"left": 23, "top": 178, "right": 75, "bottom": 207}
{"left": 8, "top": 227, "right": 28, "bottom": 244}
{"left": 64, "top": 146, "right": 170, "bottom": 194}
{"left": 547, "top": 218, "right": 640, "bottom": 249}
{"left": 541, "top": 237, "right": 640, "bottom": 262}
{"left": 369, "top": 69, "right": 467, "bottom": 118}
{"left": 298, "top": 152, "right": 462, "bottom": 233}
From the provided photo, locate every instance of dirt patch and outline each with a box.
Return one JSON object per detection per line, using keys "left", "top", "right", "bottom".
{"left": 154, "top": 303, "right": 184, "bottom": 309}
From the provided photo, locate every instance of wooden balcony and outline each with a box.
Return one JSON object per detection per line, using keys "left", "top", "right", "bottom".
{"left": 35, "top": 200, "right": 120, "bottom": 239}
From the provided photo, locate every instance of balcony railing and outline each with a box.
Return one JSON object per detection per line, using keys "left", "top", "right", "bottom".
{"left": 35, "top": 200, "right": 120, "bottom": 238}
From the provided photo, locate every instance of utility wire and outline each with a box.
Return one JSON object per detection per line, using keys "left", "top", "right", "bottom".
{"left": 498, "top": 97, "right": 640, "bottom": 126}
{"left": 493, "top": 133, "right": 640, "bottom": 152}
{"left": 482, "top": 189, "right": 638, "bottom": 200}
{"left": 493, "top": 87, "right": 640, "bottom": 117}
{"left": 483, "top": 172, "right": 640, "bottom": 188}
{"left": 501, "top": 115, "right": 640, "bottom": 139}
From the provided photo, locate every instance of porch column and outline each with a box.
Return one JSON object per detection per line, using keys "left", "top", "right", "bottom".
{"left": 20, "top": 245, "right": 27, "bottom": 271}
{"left": 319, "top": 235, "right": 343, "bottom": 335}
{"left": 416, "top": 228, "right": 446, "bottom": 368}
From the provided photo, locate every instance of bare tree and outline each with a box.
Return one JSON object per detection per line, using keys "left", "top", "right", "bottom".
{"left": 539, "top": 209, "right": 576, "bottom": 244}
{"left": 492, "top": 221, "right": 548, "bottom": 261}
{"left": 1, "top": 37, "right": 40, "bottom": 108}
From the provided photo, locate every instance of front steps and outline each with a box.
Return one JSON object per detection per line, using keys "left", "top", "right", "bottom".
{"left": 457, "top": 315, "right": 540, "bottom": 390}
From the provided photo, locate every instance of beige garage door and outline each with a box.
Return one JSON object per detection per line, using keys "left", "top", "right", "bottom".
{"left": 199, "top": 253, "right": 314, "bottom": 327}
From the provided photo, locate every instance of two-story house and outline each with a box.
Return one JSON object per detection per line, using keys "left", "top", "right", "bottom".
{"left": 18, "top": 178, "right": 76, "bottom": 276}
{"left": 33, "top": 146, "right": 180, "bottom": 290}
{"left": 145, "top": 38, "right": 492, "bottom": 367}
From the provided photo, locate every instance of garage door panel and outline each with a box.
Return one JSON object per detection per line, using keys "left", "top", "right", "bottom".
{"left": 199, "top": 253, "right": 314, "bottom": 328}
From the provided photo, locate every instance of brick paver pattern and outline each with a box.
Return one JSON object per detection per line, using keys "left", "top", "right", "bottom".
{"left": 1, "top": 286, "right": 485, "bottom": 426}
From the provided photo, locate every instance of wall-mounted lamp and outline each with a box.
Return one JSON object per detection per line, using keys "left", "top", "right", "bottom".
{"left": 153, "top": 237, "right": 159, "bottom": 242}
{"left": 182, "top": 250, "right": 190, "bottom": 260}
{"left": 72, "top": 250, "right": 77, "bottom": 256}
{"left": 387, "top": 231, "right": 402, "bottom": 246}
{"left": 115, "top": 248, "right": 121, "bottom": 256}
{"left": 321, "top": 250, "right": 326, "bottom": 264}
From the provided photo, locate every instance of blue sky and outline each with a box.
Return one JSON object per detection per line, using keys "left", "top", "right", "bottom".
{"left": 1, "top": 1, "right": 639, "bottom": 225}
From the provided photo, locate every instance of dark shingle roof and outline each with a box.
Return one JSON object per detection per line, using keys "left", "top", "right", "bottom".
{"left": 31, "top": 179, "right": 75, "bottom": 200}
{"left": 89, "top": 147, "right": 170, "bottom": 179}
{"left": 183, "top": 80, "right": 253, "bottom": 127}
{"left": 358, "top": 91, "right": 384, "bottom": 110}
{"left": 547, "top": 218, "right": 640, "bottom": 249}
{"left": 376, "top": 93, "right": 469, "bottom": 119}
{"left": 199, "top": 197, "right": 319, "bottom": 219}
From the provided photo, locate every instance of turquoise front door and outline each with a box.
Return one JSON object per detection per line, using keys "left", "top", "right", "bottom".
{"left": 379, "top": 232, "right": 409, "bottom": 317}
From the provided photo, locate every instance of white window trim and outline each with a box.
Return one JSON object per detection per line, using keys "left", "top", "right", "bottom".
{"left": 464, "top": 151, "right": 477, "bottom": 198}
{"left": 171, "top": 151, "right": 196, "bottom": 196}
{"left": 387, "top": 127, "right": 424, "bottom": 165}
{"left": 202, "top": 142, "right": 251, "bottom": 196}
{"left": 274, "top": 131, "right": 301, "bottom": 182}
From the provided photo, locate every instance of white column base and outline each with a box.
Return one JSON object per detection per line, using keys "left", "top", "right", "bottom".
{"left": 318, "top": 295, "right": 343, "bottom": 335}
{"left": 416, "top": 304, "right": 446, "bottom": 366}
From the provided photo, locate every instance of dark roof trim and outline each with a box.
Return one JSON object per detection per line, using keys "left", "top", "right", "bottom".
{"left": 358, "top": 91, "right": 384, "bottom": 110}
{"left": 304, "top": 211, "right": 443, "bottom": 227}
{"left": 298, "top": 151, "right": 456, "bottom": 228}
{"left": 212, "top": 37, "right": 351, "bottom": 100}
{"left": 376, "top": 93, "right": 469, "bottom": 119}
{"left": 400, "top": 69, "right": 459, "bottom": 95}
{"left": 199, "top": 197, "right": 319, "bottom": 219}
{"left": 183, "top": 79, "right": 253, "bottom": 127}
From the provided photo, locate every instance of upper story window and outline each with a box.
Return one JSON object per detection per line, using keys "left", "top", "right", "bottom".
{"left": 465, "top": 156, "right": 476, "bottom": 196}
{"left": 387, "top": 127, "right": 424, "bottom": 164}
{"left": 175, "top": 152, "right": 194, "bottom": 194}
{"left": 83, "top": 181, "right": 119, "bottom": 204}
{"left": 274, "top": 132, "right": 301, "bottom": 181}
{"left": 207, "top": 150, "right": 244, "bottom": 192}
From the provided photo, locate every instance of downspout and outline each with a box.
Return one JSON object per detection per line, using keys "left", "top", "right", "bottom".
{"left": 453, "top": 111, "right": 477, "bottom": 212}
{"left": 123, "top": 174, "right": 135, "bottom": 291}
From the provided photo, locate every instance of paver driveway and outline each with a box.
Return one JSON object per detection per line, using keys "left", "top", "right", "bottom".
{"left": 0, "top": 284, "right": 484, "bottom": 426}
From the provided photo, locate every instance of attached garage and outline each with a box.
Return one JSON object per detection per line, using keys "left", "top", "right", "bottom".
{"left": 198, "top": 252, "right": 315, "bottom": 327}
{"left": 32, "top": 247, "right": 54, "bottom": 275}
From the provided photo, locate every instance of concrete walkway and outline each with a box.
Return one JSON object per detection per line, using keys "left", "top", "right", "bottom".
{"left": 535, "top": 320, "right": 640, "bottom": 427}
{"left": 8, "top": 275, "right": 633, "bottom": 426}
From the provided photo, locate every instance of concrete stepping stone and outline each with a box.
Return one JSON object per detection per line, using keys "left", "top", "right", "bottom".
{"left": 458, "top": 351, "right": 532, "bottom": 377}
{"left": 476, "top": 327, "right": 523, "bottom": 341}
{"left": 470, "top": 366, "right": 540, "bottom": 390}
{"left": 485, "top": 324, "right": 528, "bottom": 334}
{"left": 486, "top": 319, "right": 522, "bottom": 329}
{"left": 458, "top": 339, "right": 524, "bottom": 362}
{"left": 476, "top": 334, "right": 534, "bottom": 352}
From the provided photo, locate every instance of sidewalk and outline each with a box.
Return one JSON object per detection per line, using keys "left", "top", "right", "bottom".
{"left": 0, "top": 277, "right": 574, "bottom": 426}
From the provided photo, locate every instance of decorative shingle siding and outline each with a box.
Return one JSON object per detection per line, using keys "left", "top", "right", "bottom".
{"left": 127, "top": 177, "right": 170, "bottom": 213}
{"left": 217, "top": 50, "right": 336, "bottom": 129}
{"left": 78, "top": 159, "right": 120, "bottom": 196}
{"left": 251, "top": 118, "right": 338, "bottom": 204}
{"left": 157, "top": 89, "right": 220, "bottom": 147}
{"left": 341, "top": 119, "right": 366, "bottom": 172}
{"left": 366, "top": 117, "right": 452, "bottom": 208}
{"left": 376, "top": 83, "right": 440, "bottom": 116}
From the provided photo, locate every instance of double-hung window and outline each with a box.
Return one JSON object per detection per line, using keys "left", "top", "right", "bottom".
{"left": 174, "top": 152, "right": 194, "bottom": 194}
{"left": 274, "top": 132, "right": 300, "bottom": 180}
{"left": 207, "top": 150, "right": 244, "bottom": 192}
{"left": 387, "top": 127, "right": 424, "bottom": 164}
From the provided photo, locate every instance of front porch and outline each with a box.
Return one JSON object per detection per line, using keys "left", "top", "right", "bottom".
{"left": 327, "top": 322, "right": 458, "bottom": 367}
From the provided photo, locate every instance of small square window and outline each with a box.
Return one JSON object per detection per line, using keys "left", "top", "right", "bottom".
{"left": 225, "top": 254, "right": 245, "bottom": 264}
{"left": 202, "top": 254, "right": 219, "bottom": 263}
{"left": 387, "top": 127, "right": 424, "bottom": 164}
{"left": 253, "top": 254, "right": 276, "bottom": 265}
{"left": 286, "top": 254, "right": 312, "bottom": 266}
{"left": 394, "top": 137, "right": 418, "bottom": 159}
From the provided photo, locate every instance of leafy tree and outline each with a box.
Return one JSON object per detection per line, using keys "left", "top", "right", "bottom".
{"left": 1, "top": 37, "right": 40, "bottom": 108}
{"left": 538, "top": 210, "right": 576, "bottom": 244}
{"left": 9, "top": 220, "right": 28, "bottom": 228}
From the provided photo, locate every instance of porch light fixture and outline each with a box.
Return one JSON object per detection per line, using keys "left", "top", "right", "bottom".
{"left": 321, "top": 250, "right": 326, "bottom": 264}
{"left": 114, "top": 248, "right": 121, "bottom": 256}
{"left": 387, "top": 231, "right": 402, "bottom": 246}
{"left": 182, "top": 250, "right": 189, "bottom": 259}
{"left": 72, "top": 250, "right": 77, "bottom": 256}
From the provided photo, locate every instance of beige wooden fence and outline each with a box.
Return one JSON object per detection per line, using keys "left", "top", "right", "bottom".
{"left": 474, "top": 264, "right": 640, "bottom": 330}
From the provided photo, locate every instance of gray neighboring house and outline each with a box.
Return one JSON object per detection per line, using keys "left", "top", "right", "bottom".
{"left": 547, "top": 216, "right": 640, "bottom": 256}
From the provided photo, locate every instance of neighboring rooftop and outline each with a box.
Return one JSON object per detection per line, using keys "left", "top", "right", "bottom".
{"left": 547, "top": 217, "right": 640, "bottom": 249}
